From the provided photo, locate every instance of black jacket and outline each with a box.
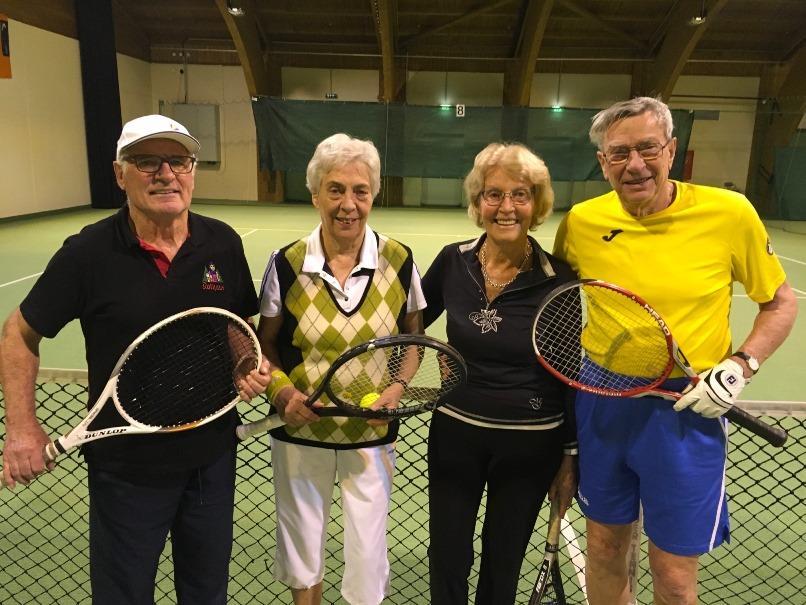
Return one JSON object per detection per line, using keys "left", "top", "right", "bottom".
{"left": 422, "top": 235, "right": 578, "bottom": 452}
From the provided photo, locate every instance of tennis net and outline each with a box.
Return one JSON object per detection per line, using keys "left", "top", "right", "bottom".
{"left": 1, "top": 369, "right": 803, "bottom": 604}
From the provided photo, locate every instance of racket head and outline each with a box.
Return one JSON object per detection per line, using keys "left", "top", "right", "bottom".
{"left": 532, "top": 279, "right": 675, "bottom": 398}
{"left": 315, "top": 334, "right": 467, "bottom": 419}
{"left": 112, "top": 307, "right": 260, "bottom": 430}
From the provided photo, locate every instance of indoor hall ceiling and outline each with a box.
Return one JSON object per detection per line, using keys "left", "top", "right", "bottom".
{"left": 122, "top": 0, "right": 806, "bottom": 76}
{"left": 2, "top": 0, "right": 805, "bottom": 76}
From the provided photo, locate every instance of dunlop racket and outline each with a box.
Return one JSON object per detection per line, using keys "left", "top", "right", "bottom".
{"left": 1, "top": 307, "right": 260, "bottom": 488}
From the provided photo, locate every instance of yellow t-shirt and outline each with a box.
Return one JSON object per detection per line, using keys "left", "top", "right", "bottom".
{"left": 553, "top": 181, "right": 786, "bottom": 372}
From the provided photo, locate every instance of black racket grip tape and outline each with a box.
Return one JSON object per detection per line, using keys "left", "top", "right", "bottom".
{"left": 725, "top": 406, "right": 787, "bottom": 447}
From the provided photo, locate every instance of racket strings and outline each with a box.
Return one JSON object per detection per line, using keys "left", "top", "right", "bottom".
{"left": 535, "top": 284, "right": 673, "bottom": 393}
{"left": 327, "top": 343, "right": 464, "bottom": 414}
{"left": 116, "top": 314, "right": 258, "bottom": 427}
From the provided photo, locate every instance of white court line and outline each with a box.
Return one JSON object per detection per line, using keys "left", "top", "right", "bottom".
{"left": 561, "top": 518, "right": 589, "bottom": 604}
{"left": 0, "top": 272, "right": 43, "bottom": 289}
{"left": 778, "top": 255, "right": 806, "bottom": 266}
{"left": 239, "top": 229, "right": 258, "bottom": 238}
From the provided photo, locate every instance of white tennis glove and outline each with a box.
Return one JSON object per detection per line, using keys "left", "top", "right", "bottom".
{"left": 673, "top": 358, "right": 746, "bottom": 418}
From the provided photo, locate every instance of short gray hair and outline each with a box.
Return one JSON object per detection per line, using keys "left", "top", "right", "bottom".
{"left": 464, "top": 142, "right": 554, "bottom": 230}
{"left": 305, "top": 133, "right": 381, "bottom": 197}
{"left": 589, "top": 97, "right": 674, "bottom": 149}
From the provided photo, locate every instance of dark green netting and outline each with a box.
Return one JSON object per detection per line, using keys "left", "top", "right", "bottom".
{"left": 253, "top": 98, "right": 693, "bottom": 182}
{"left": 774, "top": 146, "right": 806, "bottom": 220}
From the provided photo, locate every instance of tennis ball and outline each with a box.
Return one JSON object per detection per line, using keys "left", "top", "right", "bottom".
{"left": 359, "top": 392, "right": 381, "bottom": 408}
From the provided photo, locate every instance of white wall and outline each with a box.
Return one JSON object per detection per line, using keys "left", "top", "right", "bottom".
{"left": 670, "top": 75, "right": 760, "bottom": 191}
{"left": 0, "top": 20, "right": 89, "bottom": 219}
{"left": 283, "top": 67, "right": 379, "bottom": 102}
{"left": 118, "top": 54, "right": 152, "bottom": 122}
{"left": 150, "top": 63, "right": 258, "bottom": 202}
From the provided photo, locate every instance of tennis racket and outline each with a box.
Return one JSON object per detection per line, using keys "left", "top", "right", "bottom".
{"left": 531, "top": 279, "right": 787, "bottom": 447}
{"left": 1, "top": 307, "right": 260, "bottom": 488}
{"left": 528, "top": 497, "right": 567, "bottom": 605}
{"left": 235, "top": 334, "right": 467, "bottom": 440}
{"left": 626, "top": 506, "right": 643, "bottom": 605}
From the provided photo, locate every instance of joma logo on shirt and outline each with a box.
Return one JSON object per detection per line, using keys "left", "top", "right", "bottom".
{"left": 602, "top": 229, "right": 624, "bottom": 242}
{"left": 202, "top": 262, "right": 225, "bottom": 291}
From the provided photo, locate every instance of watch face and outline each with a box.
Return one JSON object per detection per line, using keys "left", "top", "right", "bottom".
{"left": 736, "top": 351, "right": 759, "bottom": 372}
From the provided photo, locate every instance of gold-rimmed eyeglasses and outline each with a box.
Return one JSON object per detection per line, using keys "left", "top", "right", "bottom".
{"left": 480, "top": 188, "right": 533, "bottom": 206}
{"left": 602, "top": 140, "right": 672, "bottom": 165}
{"left": 123, "top": 155, "right": 196, "bottom": 174}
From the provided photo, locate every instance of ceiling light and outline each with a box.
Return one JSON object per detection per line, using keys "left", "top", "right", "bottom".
{"left": 688, "top": 0, "right": 707, "bottom": 26}
{"left": 226, "top": 1, "right": 245, "bottom": 17}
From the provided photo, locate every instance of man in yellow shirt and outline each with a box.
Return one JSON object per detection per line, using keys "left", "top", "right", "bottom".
{"left": 553, "top": 97, "right": 797, "bottom": 605}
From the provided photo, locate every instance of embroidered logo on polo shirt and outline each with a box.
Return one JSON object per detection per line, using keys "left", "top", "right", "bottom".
{"left": 201, "top": 262, "right": 225, "bottom": 291}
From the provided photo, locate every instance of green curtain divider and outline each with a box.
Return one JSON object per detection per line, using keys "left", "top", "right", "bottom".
{"left": 252, "top": 98, "right": 693, "bottom": 182}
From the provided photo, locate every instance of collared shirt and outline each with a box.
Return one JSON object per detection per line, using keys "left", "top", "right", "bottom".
{"left": 260, "top": 224, "right": 425, "bottom": 317}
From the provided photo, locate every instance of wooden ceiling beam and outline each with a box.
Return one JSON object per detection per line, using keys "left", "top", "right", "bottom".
{"left": 371, "top": 0, "right": 399, "bottom": 102}
{"left": 504, "top": 0, "right": 554, "bottom": 107}
{"left": 557, "top": 0, "right": 647, "bottom": 51}
{"left": 214, "top": 0, "right": 282, "bottom": 203}
{"left": 400, "top": 0, "right": 514, "bottom": 50}
{"left": 639, "top": 0, "right": 730, "bottom": 100}
{"left": 213, "top": 0, "right": 278, "bottom": 96}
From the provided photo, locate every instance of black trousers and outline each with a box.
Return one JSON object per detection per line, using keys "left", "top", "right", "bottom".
{"left": 87, "top": 448, "right": 237, "bottom": 605}
{"left": 427, "top": 412, "right": 564, "bottom": 605}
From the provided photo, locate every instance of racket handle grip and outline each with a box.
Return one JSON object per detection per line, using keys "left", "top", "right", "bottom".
{"left": 44, "top": 441, "right": 62, "bottom": 463}
{"left": 725, "top": 406, "right": 788, "bottom": 447}
{"left": 235, "top": 414, "right": 286, "bottom": 441}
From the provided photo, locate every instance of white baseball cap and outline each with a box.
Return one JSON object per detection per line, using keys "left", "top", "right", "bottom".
{"left": 116, "top": 114, "right": 201, "bottom": 160}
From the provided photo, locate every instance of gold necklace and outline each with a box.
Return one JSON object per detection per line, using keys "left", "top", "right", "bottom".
{"left": 479, "top": 241, "right": 532, "bottom": 289}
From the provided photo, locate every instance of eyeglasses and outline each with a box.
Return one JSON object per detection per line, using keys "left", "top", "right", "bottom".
{"left": 123, "top": 155, "right": 196, "bottom": 174}
{"left": 480, "top": 188, "right": 533, "bottom": 206}
{"left": 602, "top": 141, "right": 671, "bottom": 165}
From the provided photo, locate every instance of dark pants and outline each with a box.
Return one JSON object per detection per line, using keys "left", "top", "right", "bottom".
{"left": 427, "top": 412, "right": 564, "bottom": 605}
{"left": 87, "top": 448, "right": 237, "bottom": 605}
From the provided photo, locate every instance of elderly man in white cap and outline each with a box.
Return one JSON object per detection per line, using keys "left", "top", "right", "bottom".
{"left": 0, "top": 115, "right": 271, "bottom": 604}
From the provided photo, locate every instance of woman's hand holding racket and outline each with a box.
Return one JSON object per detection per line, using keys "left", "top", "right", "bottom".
{"left": 235, "top": 334, "right": 467, "bottom": 441}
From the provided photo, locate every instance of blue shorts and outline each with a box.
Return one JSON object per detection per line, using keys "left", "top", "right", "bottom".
{"left": 575, "top": 378, "right": 730, "bottom": 556}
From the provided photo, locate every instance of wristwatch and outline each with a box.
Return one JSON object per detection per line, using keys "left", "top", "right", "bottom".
{"left": 732, "top": 351, "right": 759, "bottom": 375}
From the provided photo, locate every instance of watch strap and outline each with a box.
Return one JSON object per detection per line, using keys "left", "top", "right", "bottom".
{"left": 732, "top": 350, "right": 759, "bottom": 374}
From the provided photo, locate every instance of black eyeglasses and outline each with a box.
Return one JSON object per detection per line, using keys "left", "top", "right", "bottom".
{"left": 602, "top": 140, "right": 671, "bottom": 165}
{"left": 123, "top": 155, "right": 196, "bottom": 174}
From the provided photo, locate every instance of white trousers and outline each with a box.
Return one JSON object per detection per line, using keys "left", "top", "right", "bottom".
{"left": 270, "top": 438, "right": 396, "bottom": 605}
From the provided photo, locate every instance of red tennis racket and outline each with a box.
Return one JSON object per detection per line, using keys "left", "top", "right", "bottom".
{"left": 531, "top": 279, "right": 787, "bottom": 447}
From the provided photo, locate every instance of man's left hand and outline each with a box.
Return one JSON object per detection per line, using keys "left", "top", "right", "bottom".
{"left": 673, "top": 358, "right": 746, "bottom": 418}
